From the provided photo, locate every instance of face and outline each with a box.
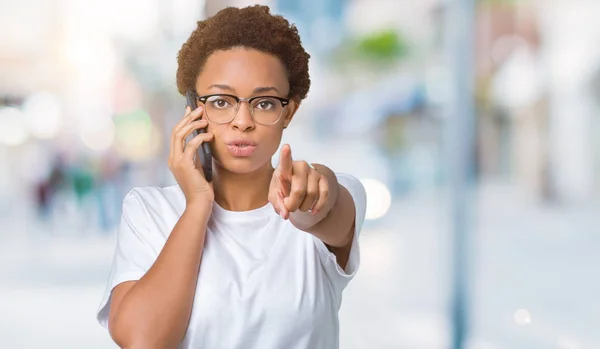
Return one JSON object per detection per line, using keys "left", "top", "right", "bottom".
{"left": 195, "top": 47, "right": 298, "bottom": 175}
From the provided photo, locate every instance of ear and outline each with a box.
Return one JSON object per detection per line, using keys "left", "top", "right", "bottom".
{"left": 282, "top": 98, "right": 300, "bottom": 129}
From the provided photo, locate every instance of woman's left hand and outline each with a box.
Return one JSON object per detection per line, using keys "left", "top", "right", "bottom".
{"left": 269, "top": 144, "right": 330, "bottom": 220}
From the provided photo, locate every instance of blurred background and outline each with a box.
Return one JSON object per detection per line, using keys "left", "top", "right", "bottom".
{"left": 1, "top": 0, "right": 599, "bottom": 348}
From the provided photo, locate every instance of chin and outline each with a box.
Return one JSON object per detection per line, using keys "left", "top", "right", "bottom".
{"left": 214, "top": 156, "right": 271, "bottom": 175}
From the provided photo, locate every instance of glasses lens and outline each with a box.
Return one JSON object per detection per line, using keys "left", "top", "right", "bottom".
{"left": 205, "top": 95, "right": 238, "bottom": 123}
{"left": 251, "top": 97, "right": 283, "bottom": 125}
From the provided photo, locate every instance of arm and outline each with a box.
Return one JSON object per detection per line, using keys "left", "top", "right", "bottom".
{"left": 289, "top": 164, "right": 356, "bottom": 270}
{"left": 108, "top": 200, "right": 211, "bottom": 349}
{"left": 107, "top": 105, "right": 215, "bottom": 349}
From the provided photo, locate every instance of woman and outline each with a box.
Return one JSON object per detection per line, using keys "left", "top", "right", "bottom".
{"left": 97, "top": 5, "right": 366, "bottom": 349}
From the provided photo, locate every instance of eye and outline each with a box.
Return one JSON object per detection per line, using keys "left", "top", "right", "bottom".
{"left": 254, "top": 99, "right": 276, "bottom": 111}
{"left": 214, "top": 99, "right": 230, "bottom": 108}
{"left": 207, "top": 96, "right": 234, "bottom": 109}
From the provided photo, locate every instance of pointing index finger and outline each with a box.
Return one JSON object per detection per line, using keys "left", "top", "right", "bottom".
{"left": 278, "top": 144, "right": 293, "bottom": 176}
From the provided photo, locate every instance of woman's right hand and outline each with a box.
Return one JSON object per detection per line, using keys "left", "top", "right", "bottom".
{"left": 168, "top": 106, "right": 215, "bottom": 205}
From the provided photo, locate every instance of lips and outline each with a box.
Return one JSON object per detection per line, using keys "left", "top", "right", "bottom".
{"left": 226, "top": 139, "right": 257, "bottom": 157}
{"left": 227, "top": 139, "right": 256, "bottom": 146}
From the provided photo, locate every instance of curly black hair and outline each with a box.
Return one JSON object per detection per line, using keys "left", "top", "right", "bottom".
{"left": 176, "top": 5, "right": 311, "bottom": 101}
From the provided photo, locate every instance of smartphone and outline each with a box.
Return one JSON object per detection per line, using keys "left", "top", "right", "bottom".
{"left": 186, "top": 90, "right": 213, "bottom": 182}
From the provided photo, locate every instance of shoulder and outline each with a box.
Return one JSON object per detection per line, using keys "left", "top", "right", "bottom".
{"left": 124, "top": 184, "right": 184, "bottom": 205}
{"left": 116, "top": 184, "right": 187, "bottom": 241}
{"left": 121, "top": 184, "right": 186, "bottom": 219}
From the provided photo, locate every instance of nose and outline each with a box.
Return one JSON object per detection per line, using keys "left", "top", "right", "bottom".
{"left": 231, "top": 101, "right": 255, "bottom": 131}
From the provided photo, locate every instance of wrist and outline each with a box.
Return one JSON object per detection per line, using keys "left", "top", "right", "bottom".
{"left": 185, "top": 199, "right": 213, "bottom": 218}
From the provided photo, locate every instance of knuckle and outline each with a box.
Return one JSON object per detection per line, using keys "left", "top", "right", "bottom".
{"left": 320, "top": 178, "right": 328, "bottom": 190}
{"left": 291, "top": 185, "right": 304, "bottom": 196}
{"left": 312, "top": 174, "right": 322, "bottom": 184}
{"left": 175, "top": 129, "right": 186, "bottom": 139}
{"left": 320, "top": 186, "right": 328, "bottom": 197}
{"left": 193, "top": 133, "right": 212, "bottom": 145}
{"left": 194, "top": 135, "right": 208, "bottom": 145}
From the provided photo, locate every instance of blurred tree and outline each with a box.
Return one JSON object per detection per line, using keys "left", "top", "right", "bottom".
{"left": 331, "top": 28, "right": 410, "bottom": 73}
{"left": 355, "top": 30, "right": 409, "bottom": 62}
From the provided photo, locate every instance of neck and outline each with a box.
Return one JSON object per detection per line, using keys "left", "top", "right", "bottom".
{"left": 212, "top": 161, "right": 274, "bottom": 212}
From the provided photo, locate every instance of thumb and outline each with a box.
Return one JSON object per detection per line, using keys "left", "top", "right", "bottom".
{"left": 277, "top": 144, "right": 293, "bottom": 176}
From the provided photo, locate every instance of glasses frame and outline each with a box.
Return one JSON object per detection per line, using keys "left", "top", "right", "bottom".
{"left": 195, "top": 92, "right": 290, "bottom": 126}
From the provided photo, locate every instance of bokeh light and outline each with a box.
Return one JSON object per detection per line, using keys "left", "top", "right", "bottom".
{"left": 114, "top": 109, "right": 160, "bottom": 161}
{"left": 79, "top": 119, "right": 116, "bottom": 152}
{"left": 22, "top": 92, "right": 63, "bottom": 139}
{"left": 360, "top": 178, "right": 392, "bottom": 220}
{"left": 514, "top": 309, "right": 532, "bottom": 325}
{"left": 0, "top": 107, "right": 29, "bottom": 146}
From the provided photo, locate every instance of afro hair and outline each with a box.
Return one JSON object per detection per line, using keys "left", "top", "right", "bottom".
{"left": 176, "top": 5, "right": 311, "bottom": 101}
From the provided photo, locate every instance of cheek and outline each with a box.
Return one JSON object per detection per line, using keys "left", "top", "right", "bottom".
{"left": 206, "top": 124, "right": 225, "bottom": 158}
{"left": 259, "top": 128, "right": 284, "bottom": 157}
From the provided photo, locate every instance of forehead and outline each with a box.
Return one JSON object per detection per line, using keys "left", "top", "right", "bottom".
{"left": 196, "top": 48, "right": 289, "bottom": 95}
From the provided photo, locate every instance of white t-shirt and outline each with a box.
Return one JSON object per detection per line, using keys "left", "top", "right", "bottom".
{"left": 97, "top": 173, "right": 366, "bottom": 349}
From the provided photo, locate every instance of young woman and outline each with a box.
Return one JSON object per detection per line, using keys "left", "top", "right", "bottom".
{"left": 97, "top": 5, "right": 366, "bottom": 349}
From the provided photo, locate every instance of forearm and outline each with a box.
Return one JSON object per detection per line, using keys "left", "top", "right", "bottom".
{"left": 290, "top": 165, "right": 355, "bottom": 248}
{"left": 110, "top": 201, "right": 212, "bottom": 349}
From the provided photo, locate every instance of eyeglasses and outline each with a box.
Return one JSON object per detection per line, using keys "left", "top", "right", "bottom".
{"left": 195, "top": 93, "right": 290, "bottom": 126}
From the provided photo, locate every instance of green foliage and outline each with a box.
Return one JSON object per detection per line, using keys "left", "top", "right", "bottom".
{"left": 330, "top": 28, "right": 410, "bottom": 72}
{"left": 354, "top": 29, "right": 409, "bottom": 62}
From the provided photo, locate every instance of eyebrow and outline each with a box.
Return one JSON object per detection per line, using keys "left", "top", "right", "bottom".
{"left": 207, "top": 84, "right": 234, "bottom": 92}
{"left": 253, "top": 86, "right": 280, "bottom": 94}
{"left": 206, "top": 84, "right": 280, "bottom": 95}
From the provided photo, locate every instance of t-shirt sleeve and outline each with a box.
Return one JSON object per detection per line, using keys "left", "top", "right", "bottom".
{"left": 313, "top": 173, "right": 367, "bottom": 292}
{"left": 96, "top": 188, "right": 164, "bottom": 328}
